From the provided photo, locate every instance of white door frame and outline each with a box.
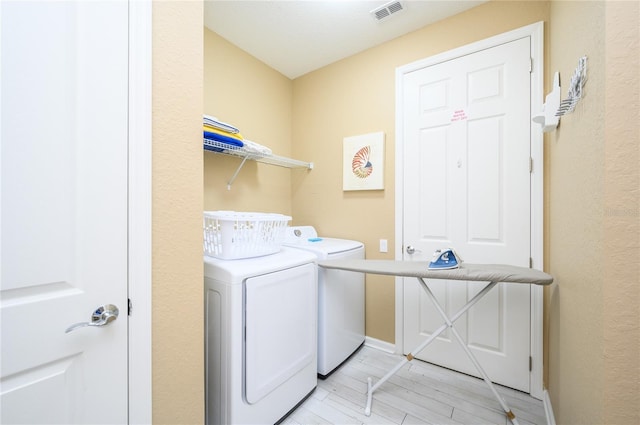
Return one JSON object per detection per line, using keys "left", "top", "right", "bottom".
{"left": 128, "top": 0, "right": 153, "bottom": 423}
{"left": 394, "top": 22, "right": 545, "bottom": 399}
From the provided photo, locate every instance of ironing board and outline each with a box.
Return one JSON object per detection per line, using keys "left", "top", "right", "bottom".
{"left": 317, "top": 259, "right": 553, "bottom": 425}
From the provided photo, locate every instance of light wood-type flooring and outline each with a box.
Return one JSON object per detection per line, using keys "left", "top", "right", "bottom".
{"left": 284, "top": 345, "right": 546, "bottom": 425}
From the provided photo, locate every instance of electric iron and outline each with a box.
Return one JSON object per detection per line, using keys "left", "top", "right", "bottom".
{"left": 428, "top": 248, "right": 463, "bottom": 270}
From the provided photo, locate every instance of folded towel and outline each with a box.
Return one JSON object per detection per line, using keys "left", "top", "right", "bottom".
{"left": 203, "top": 125, "right": 243, "bottom": 141}
{"left": 203, "top": 114, "right": 240, "bottom": 134}
{"left": 203, "top": 127, "right": 244, "bottom": 152}
{"left": 202, "top": 125, "right": 242, "bottom": 140}
{"left": 241, "top": 139, "right": 272, "bottom": 156}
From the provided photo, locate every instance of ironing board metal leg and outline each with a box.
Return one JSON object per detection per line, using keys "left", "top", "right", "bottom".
{"left": 364, "top": 322, "right": 452, "bottom": 415}
{"left": 363, "top": 279, "right": 499, "bottom": 416}
{"left": 364, "top": 356, "right": 409, "bottom": 415}
{"left": 417, "top": 278, "right": 520, "bottom": 425}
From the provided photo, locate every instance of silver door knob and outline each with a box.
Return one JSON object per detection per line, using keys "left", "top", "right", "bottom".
{"left": 406, "top": 245, "right": 415, "bottom": 255}
{"left": 65, "top": 304, "right": 119, "bottom": 333}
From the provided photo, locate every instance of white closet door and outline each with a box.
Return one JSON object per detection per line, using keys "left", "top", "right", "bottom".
{"left": 401, "top": 37, "right": 532, "bottom": 392}
{"left": 1, "top": 1, "right": 129, "bottom": 423}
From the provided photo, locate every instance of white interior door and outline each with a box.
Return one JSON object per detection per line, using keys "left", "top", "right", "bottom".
{"left": 1, "top": 1, "right": 129, "bottom": 423}
{"left": 401, "top": 37, "right": 532, "bottom": 392}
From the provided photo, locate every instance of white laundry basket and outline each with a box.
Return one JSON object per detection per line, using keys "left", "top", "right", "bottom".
{"left": 203, "top": 211, "right": 291, "bottom": 259}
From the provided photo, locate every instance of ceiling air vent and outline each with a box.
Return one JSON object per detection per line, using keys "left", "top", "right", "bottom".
{"left": 371, "top": 1, "right": 404, "bottom": 21}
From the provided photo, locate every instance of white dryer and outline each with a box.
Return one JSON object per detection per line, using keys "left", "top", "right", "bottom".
{"left": 204, "top": 247, "right": 318, "bottom": 424}
{"left": 284, "top": 226, "right": 365, "bottom": 378}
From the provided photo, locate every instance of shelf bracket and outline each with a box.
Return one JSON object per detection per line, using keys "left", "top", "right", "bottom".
{"left": 227, "top": 156, "right": 250, "bottom": 190}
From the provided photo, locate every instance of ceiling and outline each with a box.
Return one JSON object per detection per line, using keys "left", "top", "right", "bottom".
{"left": 204, "top": 1, "right": 486, "bottom": 79}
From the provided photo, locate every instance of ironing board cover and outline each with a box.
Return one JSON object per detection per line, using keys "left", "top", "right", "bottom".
{"left": 317, "top": 260, "right": 553, "bottom": 285}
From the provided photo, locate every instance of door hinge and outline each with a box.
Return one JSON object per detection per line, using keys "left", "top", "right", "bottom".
{"left": 529, "top": 356, "right": 533, "bottom": 371}
{"left": 529, "top": 257, "right": 533, "bottom": 268}
{"left": 529, "top": 157, "right": 533, "bottom": 173}
{"left": 128, "top": 298, "right": 132, "bottom": 316}
{"left": 529, "top": 57, "right": 533, "bottom": 73}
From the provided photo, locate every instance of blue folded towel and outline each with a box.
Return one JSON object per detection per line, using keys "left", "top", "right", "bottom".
{"left": 204, "top": 130, "right": 244, "bottom": 152}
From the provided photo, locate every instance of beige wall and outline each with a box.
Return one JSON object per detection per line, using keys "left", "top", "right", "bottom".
{"left": 546, "top": 2, "right": 605, "bottom": 422}
{"left": 602, "top": 3, "right": 640, "bottom": 422}
{"left": 153, "top": 1, "right": 204, "bottom": 423}
{"left": 292, "top": 0, "right": 550, "bottom": 343}
{"left": 203, "top": 30, "right": 295, "bottom": 213}
{"left": 602, "top": 1, "right": 640, "bottom": 424}
{"left": 546, "top": 1, "right": 639, "bottom": 424}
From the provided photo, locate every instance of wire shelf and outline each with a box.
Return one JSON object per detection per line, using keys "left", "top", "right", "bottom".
{"left": 204, "top": 138, "right": 313, "bottom": 189}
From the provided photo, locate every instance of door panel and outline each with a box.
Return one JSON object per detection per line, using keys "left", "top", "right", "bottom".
{"left": 402, "top": 37, "right": 532, "bottom": 392}
{"left": 1, "top": 1, "right": 129, "bottom": 423}
{"left": 468, "top": 117, "right": 503, "bottom": 242}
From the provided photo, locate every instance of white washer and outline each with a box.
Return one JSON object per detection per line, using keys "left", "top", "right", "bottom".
{"left": 204, "top": 247, "right": 318, "bottom": 424}
{"left": 284, "top": 226, "right": 365, "bottom": 378}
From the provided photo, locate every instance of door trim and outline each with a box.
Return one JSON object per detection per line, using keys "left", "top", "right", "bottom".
{"left": 394, "top": 22, "right": 545, "bottom": 399}
{"left": 128, "top": 0, "right": 152, "bottom": 423}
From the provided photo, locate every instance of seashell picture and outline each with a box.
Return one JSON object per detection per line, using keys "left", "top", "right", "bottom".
{"left": 343, "top": 132, "right": 384, "bottom": 191}
{"left": 352, "top": 145, "right": 373, "bottom": 179}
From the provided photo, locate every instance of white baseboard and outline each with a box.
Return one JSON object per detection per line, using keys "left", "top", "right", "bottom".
{"left": 364, "top": 336, "right": 396, "bottom": 353}
{"left": 543, "top": 389, "right": 556, "bottom": 425}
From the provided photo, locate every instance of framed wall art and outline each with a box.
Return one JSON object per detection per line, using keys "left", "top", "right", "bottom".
{"left": 343, "top": 131, "right": 385, "bottom": 191}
